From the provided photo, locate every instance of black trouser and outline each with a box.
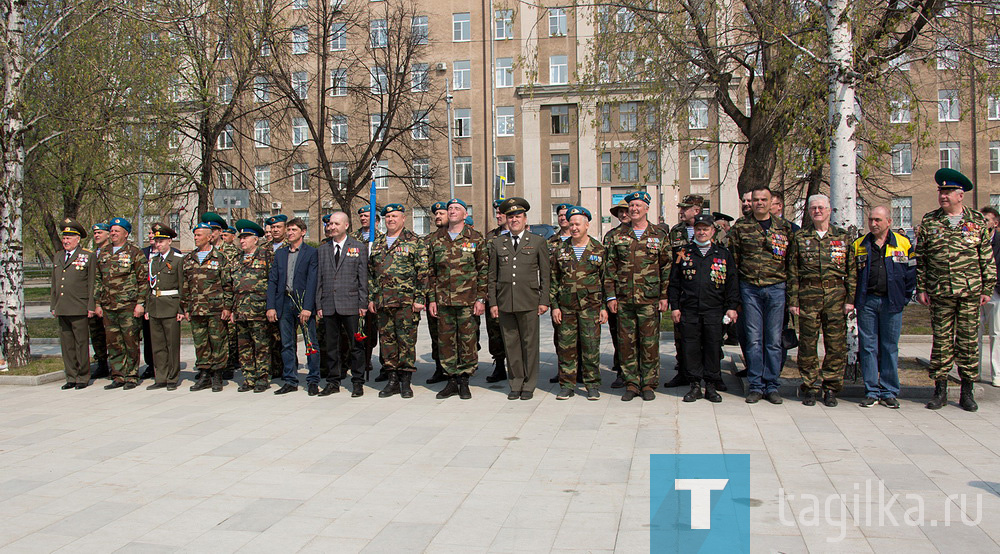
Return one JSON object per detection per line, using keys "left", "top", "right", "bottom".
{"left": 673, "top": 322, "right": 686, "bottom": 379}
{"left": 323, "top": 314, "right": 365, "bottom": 385}
{"left": 680, "top": 316, "right": 724, "bottom": 383}
{"left": 608, "top": 311, "right": 621, "bottom": 372}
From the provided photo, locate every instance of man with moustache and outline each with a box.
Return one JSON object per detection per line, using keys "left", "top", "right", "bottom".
{"left": 51, "top": 219, "right": 96, "bottom": 389}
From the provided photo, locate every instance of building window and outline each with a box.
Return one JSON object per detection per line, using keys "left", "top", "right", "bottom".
{"left": 412, "top": 110, "right": 429, "bottom": 139}
{"left": 598, "top": 104, "right": 611, "bottom": 133}
{"left": 551, "top": 105, "right": 569, "bottom": 134}
{"left": 937, "top": 39, "right": 959, "bottom": 70}
{"left": 411, "top": 63, "right": 430, "bottom": 92}
{"left": 549, "top": 55, "right": 568, "bottom": 85}
{"left": 218, "top": 76, "right": 233, "bottom": 103}
{"left": 370, "top": 113, "right": 384, "bottom": 141}
{"left": 254, "top": 75, "right": 269, "bottom": 102}
{"left": 891, "top": 197, "right": 912, "bottom": 228}
{"left": 330, "top": 69, "right": 347, "bottom": 96}
{"left": 497, "top": 155, "right": 516, "bottom": 184}
{"left": 217, "top": 37, "right": 232, "bottom": 60}
{"left": 330, "top": 22, "right": 347, "bottom": 51}
{"left": 939, "top": 141, "right": 960, "bottom": 171}
{"left": 453, "top": 13, "right": 471, "bottom": 41}
{"left": 292, "top": 26, "right": 308, "bottom": 54}
{"left": 889, "top": 52, "right": 910, "bottom": 71}
{"left": 292, "top": 71, "right": 308, "bottom": 99}
{"left": 411, "top": 16, "right": 428, "bottom": 45}
{"left": 551, "top": 154, "right": 570, "bottom": 184}
{"left": 890, "top": 143, "right": 912, "bottom": 175}
{"left": 600, "top": 152, "right": 612, "bottom": 183}
{"left": 292, "top": 117, "right": 309, "bottom": 145}
{"left": 330, "top": 116, "right": 347, "bottom": 143}
{"left": 990, "top": 96, "right": 1000, "bottom": 120}
{"left": 616, "top": 7, "right": 635, "bottom": 32}
{"left": 938, "top": 89, "right": 959, "bottom": 121}
{"left": 292, "top": 0, "right": 307, "bottom": 9}
{"left": 455, "top": 156, "right": 473, "bottom": 185}
{"left": 254, "top": 120, "right": 270, "bottom": 148}
{"left": 455, "top": 108, "right": 471, "bottom": 137}
{"left": 496, "top": 106, "right": 515, "bottom": 136}
{"left": 992, "top": 142, "right": 1000, "bottom": 173}
{"left": 453, "top": 60, "right": 471, "bottom": 89}
{"left": 620, "top": 151, "right": 638, "bottom": 182}
{"left": 689, "top": 148, "right": 709, "bottom": 180}
{"left": 496, "top": 58, "right": 513, "bottom": 87}
{"left": 292, "top": 164, "right": 310, "bottom": 192}
{"left": 495, "top": 9, "right": 513, "bottom": 40}
{"left": 890, "top": 96, "right": 910, "bottom": 123}
{"left": 370, "top": 19, "right": 387, "bottom": 48}
{"left": 619, "top": 102, "right": 637, "bottom": 132}
{"left": 255, "top": 165, "right": 270, "bottom": 193}
{"left": 371, "top": 66, "right": 388, "bottom": 94}
{"left": 413, "top": 207, "right": 431, "bottom": 235}
{"left": 646, "top": 150, "right": 658, "bottom": 182}
{"left": 217, "top": 168, "right": 233, "bottom": 188}
{"left": 412, "top": 158, "right": 431, "bottom": 188}
{"left": 257, "top": 32, "right": 271, "bottom": 56}
{"left": 688, "top": 99, "right": 708, "bottom": 129}
{"left": 217, "top": 124, "right": 234, "bottom": 150}
{"left": 169, "top": 129, "right": 181, "bottom": 149}
{"left": 992, "top": 194, "right": 1000, "bottom": 210}
{"left": 374, "top": 160, "right": 389, "bottom": 189}
{"left": 331, "top": 162, "right": 348, "bottom": 189}
{"left": 549, "top": 8, "right": 567, "bottom": 36}
{"left": 294, "top": 210, "right": 310, "bottom": 237}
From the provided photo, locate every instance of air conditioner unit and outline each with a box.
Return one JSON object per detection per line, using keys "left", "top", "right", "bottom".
{"left": 322, "top": 200, "right": 333, "bottom": 209}
{"left": 435, "top": 62, "right": 447, "bottom": 72}
{"left": 271, "top": 202, "right": 282, "bottom": 210}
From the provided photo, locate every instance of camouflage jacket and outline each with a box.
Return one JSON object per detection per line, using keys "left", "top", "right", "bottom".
{"left": 786, "top": 226, "right": 856, "bottom": 308}
{"left": 547, "top": 232, "right": 572, "bottom": 255}
{"left": 550, "top": 236, "right": 606, "bottom": 312}
{"left": 485, "top": 226, "right": 508, "bottom": 240}
{"left": 260, "top": 238, "right": 288, "bottom": 254}
{"left": 218, "top": 241, "right": 241, "bottom": 263}
{"left": 668, "top": 222, "right": 692, "bottom": 252}
{"left": 353, "top": 227, "right": 384, "bottom": 244}
{"left": 426, "top": 225, "right": 488, "bottom": 306}
{"left": 369, "top": 229, "right": 429, "bottom": 308}
{"left": 602, "top": 221, "right": 672, "bottom": 305}
{"left": 728, "top": 216, "right": 792, "bottom": 287}
{"left": 94, "top": 242, "right": 148, "bottom": 311}
{"left": 231, "top": 247, "right": 272, "bottom": 321}
{"left": 916, "top": 207, "right": 997, "bottom": 298}
{"left": 180, "top": 246, "right": 233, "bottom": 315}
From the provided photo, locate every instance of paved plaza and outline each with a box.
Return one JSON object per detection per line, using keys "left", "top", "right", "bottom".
{"left": 1, "top": 319, "right": 999, "bottom": 553}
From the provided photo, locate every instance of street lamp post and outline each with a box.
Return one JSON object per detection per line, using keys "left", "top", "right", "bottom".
{"left": 445, "top": 77, "right": 454, "bottom": 199}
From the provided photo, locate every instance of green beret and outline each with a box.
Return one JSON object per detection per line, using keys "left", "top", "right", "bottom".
{"left": 935, "top": 168, "right": 973, "bottom": 191}
{"left": 381, "top": 203, "right": 405, "bottom": 216}
{"left": 566, "top": 206, "right": 591, "bottom": 221}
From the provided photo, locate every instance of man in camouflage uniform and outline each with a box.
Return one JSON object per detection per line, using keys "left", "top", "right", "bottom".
{"left": 202, "top": 212, "right": 240, "bottom": 380}
{"left": 787, "top": 194, "right": 856, "bottom": 407}
{"left": 231, "top": 220, "right": 273, "bottom": 393}
{"left": 664, "top": 194, "right": 704, "bottom": 389}
{"left": 604, "top": 199, "right": 630, "bottom": 388}
{"left": 551, "top": 206, "right": 607, "bottom": 400}
{"left": 604, "top": 191, "right": 671, "bottom": 401}
{"left": 144, "top": 223, "right": 185, "bottom": 390}
{"left": 262, "top": 214, "right": 288, "bottom": 378}
{"left": 94, "top": 217, "right": 148, "bottom": 390}
{"left": 427, "top": 198, "right": 488, "bottom": 400}
{"left": 182, "top": 222, "right": 234, "bottom": 393}
{"left": 425, "top": 201, "right": 451, "bottom": 384}
{"left": 368, "top": 204, "right": 429, "bottom": 398}
{"left": 729, "top": 187, "right": 792, "bottom": 404}
{"left": 354, "top": 205, "right": 382, "bottom": 380}
{"left": 483, "top": 199, "right": 509, "bottom": 384}
{"left": 916, "top": 168, "right": 997, "bottom": 412}
{"left": 546, "top": 203, "right": 574, "bottom": 385}
{"left": 89, "top": 222, "right": 111, "bottom": 378}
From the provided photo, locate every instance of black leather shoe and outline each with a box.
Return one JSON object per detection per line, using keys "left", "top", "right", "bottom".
{"left": 146, "top": 383, "right": 167, "bottom": 390}
{"left": 308, "top": 383, "right": 319, "bottom": 396}
{"left": 662, "top": 374, "right": 687, "bottom": 388}
{"left": 436, "top": 377, "right": 459, "bottom": 399}
{"left": 802, "top": 390, "right": 817, "bottom": 406}
{"left": 683, "top": 384, "right": 702, "bottom": 403}
{"left": 485, "top": 365, "right": 507, "bottom": 383}
{"left": 610, "top": 374, "right": 626, "bottom": 389}
{"left": 745, "top": 391, "right": 763, "bottom": 404}
{"left": 166, "top": 384, "right": 178, "bottom": 391}
{"left": 318, "top": 382, "right": 340, "bottom": 396}
{"left": 458, "top": 374, "right": 472, "bottom": 400}
{"left": 549, "top": 375, "right": 559, "bottom": 384}
{"left": 104, "top": 380, "right": 124, "bottom": 390}
{"left": 713, "top": 380, "right": 728, "bottom": 392}
{"left": 189, "top": 373, "right": 211, "bottom": 391}
{"left": 926, "top": 379, "right": 948, "bottom": 410}
{"left": 426, "top": 365, "right": 447, "bottom": 384}
{"left": 351, "top": 383, "right": 364, "bottom": 397}
{"left": 765, "top": 391, "right": 783, "bottom": 404}
{"left": 959, "top": 380, "right": 978, "bottom": 412}
{"left": 621, "top": 389, "right": 638, "bottom": 401}
{"left": 237, "top": 383, "right": 252, "bottom": 392}
{"left": 400, "top": 372, "right": 414, "bottom": 398}
{"left": 75, "top": 383, "right": 88, "bottom": 390}
{"left": 123, "top": 382, "right": 137, "bottom": 390}
{"left": 140, "top": 368, "right": 154, "bottom": 380}
{"left": 374, "top": 370, "right": 388, "bottom": 382}
{"left": 704, "top": 383, "right": 722, "bottom": 403}
{"left": 507, "top": 390, "right": 520, "bottom": 400}
{"left": 641, "top": 389, "right": 655, "bottom": 401}
{"left": 61, "top": 383, "right": 75, "bottom": 390}
{"left": 520, "top": 391, "right": 533, "bottom": 400}
{"left": 211, "top": 372, "right": 223, "bottom": 392}
{"left": 822, "top": 390, "right": 838, "bottom": 407}
{"left": 253, "top": 382, "right": 269, "bottom": 393}
{"left": 859, "top": 397, "right": 877, "bottom": 407}
{"left": 274, "top": 384, "right": 298, "bottom": 395}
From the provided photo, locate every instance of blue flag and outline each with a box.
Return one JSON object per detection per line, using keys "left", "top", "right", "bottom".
{"left": 368, "top": 174, "right": 376, "bottom": 243}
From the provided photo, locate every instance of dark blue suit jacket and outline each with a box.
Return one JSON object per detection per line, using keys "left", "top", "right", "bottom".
{"left": 267, "top": 242, "right": 318, "bottom": 315}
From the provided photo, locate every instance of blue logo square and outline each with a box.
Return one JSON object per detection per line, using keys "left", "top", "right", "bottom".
{"left": 650, "top": 454, "right": 751, "bottom": 553}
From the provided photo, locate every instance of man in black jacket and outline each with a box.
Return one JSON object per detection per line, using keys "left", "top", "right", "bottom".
{"left": 669, "top": 214, "right": 739, "bottom": 403}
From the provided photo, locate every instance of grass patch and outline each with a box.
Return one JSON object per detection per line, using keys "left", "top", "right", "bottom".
{"left": 27, "top": 317, "right": 193, "bottom": 338}
{"left": 3, "top": 356, "right": 65, "bottom": 376}
{"left": 25, "top": 287, "right": 50, "bottom": 301}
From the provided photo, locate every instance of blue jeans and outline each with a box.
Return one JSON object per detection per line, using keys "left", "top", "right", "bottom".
{"left": 279, "top": 304, "right": 320, "bottom": 386}
{"left": 857, "top": 295, "right": 902, "bottom": 399}
{"left": 740, "top": 282, "right": 785, "bottom": 394}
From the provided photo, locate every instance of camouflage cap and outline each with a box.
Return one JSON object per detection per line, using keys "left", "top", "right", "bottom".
{"left": 678, "top": 194, "right": 705, "bottom": 208}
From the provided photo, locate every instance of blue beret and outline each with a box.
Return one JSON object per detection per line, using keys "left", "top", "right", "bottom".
{"left": 624, "top": 191, "right": 651, "bottom": 205}
{"left": 431, "top": 201, "right": 448, "bottom": 213}
{"left": 357, "top": 205, "right": 372, "bottom": 215}
{"left": 222, "top": 227, "right": 237, "bottom": 235}
{"left": 381, "top": 203, "right": 405, "bottom": 216}
{"left": 322, "top": 213, "right": 331, "bottom": 224}
{"left": 93, "top": 222, "right": 110, "bottom": 232}
{"left": 465, "top": 215, "right": 474, "bottom": 226}
{"left": 492, "top": 198, "right": 504, "bottom": 209}
{"left": 566, "top": 206, "right": 591, "bottom": 221}
{"left": 555, "top": 203, "right": 571, "bottom": 213}
{"left": 109, "top": 217, "right": 132, "bottom": 233}
{"left": 265, "top": 214, "right": 287, "bottom": 226}
{"left": 193, "top": 222, "right": 214, "bottom": 231}
{"left": 447, "top": 198, "right": 467, "bottom": 209}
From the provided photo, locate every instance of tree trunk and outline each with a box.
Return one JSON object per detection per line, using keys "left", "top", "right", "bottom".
{"left": 736, "top": 128, "right": 780, "bottom": 195}
{"left": 826, "top": 0, "right": 858, "bottom": 230}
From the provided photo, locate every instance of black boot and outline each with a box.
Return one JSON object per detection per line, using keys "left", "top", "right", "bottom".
{"left": 189, "top": 370, "right": 211, "bottom": 391}
{"left": 926, "top": 379, "right": 948, "bottom": 410}
{"left": 426, "top": 363, "right": 447, "bottom": 384}
{"left": 459, "top": 374, "right": 472, "bottom": 400}
{"left": 211, "top": 371, "right": 223, "bottom": 392}
{"left": 400, "top": 372, "right": 413, "bottom": 398}
{"left": 683, "top": 383, "right": 702, "bottom": 403}
{"left": 610, "top": 371, "right": 626, "bottom": 389}
{"left": 486, "top": 359, "right": 507, "bottom": 383}
{"left": 92, "top": 360, "right": 110, "bottom": 379}
{"left": 436, "top": 376, "right": 460, "bottom": 399}
{"left": 663, "top": 372, "right": 688, "bottom": 388}
{"left": 379, "top": 371, "right": 400, "bottom": 398}
{"left": 959, "top": 379, "right": 978, "bottom": 412}
{"left": 374, "top": 369, "right": 389, "bottom": 382}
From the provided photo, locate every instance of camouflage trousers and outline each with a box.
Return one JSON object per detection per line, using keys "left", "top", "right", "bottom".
{"left": 486, "top": 309, "right": 505, "bottom": 362}
{"left": 437, "top": 305, "right": 478, "bottom": 376}
{"left": 103, "top": 309, "right": 140, "bottom": 383}
{"left": 190, "top": 315, "right": 228, "bottom": 371}
{"left": 617, "top": 303, "right": 660, "bottom": 391}
{"left": 237, "top": 320, "right": 270, "bottom": 387}
{"left": 796, "top": 282, "right": 847, "bottom": 393}
{"left": 556, "top": 307, "right": 602, "bottom": 387}
{"left": 929, "top": 295, "right": 982, "bottom": 382}
{"left": 378, "top": 307, "right": 420, "bottom": 373}
{"left": 226, "top": 316, "right": 239, "bottom": 372}
{"left": 89, "top": 315, "right": 108, "bottom": 363}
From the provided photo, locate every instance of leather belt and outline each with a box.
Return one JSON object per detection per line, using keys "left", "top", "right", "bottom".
{"left": 154, "top": 290, "right": 179, "bottom": 297}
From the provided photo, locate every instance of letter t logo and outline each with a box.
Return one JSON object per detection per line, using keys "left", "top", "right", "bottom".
{"left": 674, "top": 479, "right": 729, "bottom": 529}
